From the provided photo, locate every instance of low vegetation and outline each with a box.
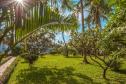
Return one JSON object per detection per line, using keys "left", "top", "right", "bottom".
{"left": 8, "top": 55, "right": 126, "bottom": 84}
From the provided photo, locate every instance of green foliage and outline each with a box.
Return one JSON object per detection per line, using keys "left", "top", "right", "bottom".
{"left": 107, "top": 0, "right": 126, "bottom": 28}
{"left": 99, "top": 26, "right": 126, "bottom": 56}
{"left": 50, "top": 43, "right": 62, "bottom": 54}
{"left": 68, "top": 47, "right": 77, "bottom": 56}
{"left": 109, "top": 59, "right": 122, "bottom": 71}
{"left": 12, "top": 46, "right": 22, "bottom": 56}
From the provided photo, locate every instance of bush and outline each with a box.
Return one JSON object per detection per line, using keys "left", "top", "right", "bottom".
{"left": 12, "top": 46, "right": 22, "bottom": 56}
{"left": 110, "top": 60, "right": 122, "bottom": 71}
{"left": 68, "top": 48, "right": 77, "bottom": 56}
{"left": 21, "top": 53, "right": 38, "bottom": 66}
{"left": 107, "top": 51, "right": 123, "bottom": 71}
{"left": 49, "top": 49, "right": 57, "bottom": 54}
{"left": 106, "top": 57, "right": 122, "bottom": 71}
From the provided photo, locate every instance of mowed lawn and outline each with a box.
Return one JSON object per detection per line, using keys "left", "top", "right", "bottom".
{"left": 8, "top": 54, "right": 126, "bottom": 84}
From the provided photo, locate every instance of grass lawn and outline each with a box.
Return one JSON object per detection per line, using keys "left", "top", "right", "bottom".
{"left": 8, "top": 54, "right": 126, "bottom": 84}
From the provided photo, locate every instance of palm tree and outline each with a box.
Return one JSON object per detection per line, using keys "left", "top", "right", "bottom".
{"left": 81, "top": 0, "right": 111, "bottom": 63}
{"left": 0, "top": 0, "right": 78, "bottom": 57}
{"left": 85, "top": 0, "right": 111, "bottom": 30}
{"left": 55, "top": 0, "right": 90, "bottom": 63}
{"left": 47, "top": 0, "right": 78, "bottom": 57}
{"left": 72, "top": 0, "right": 90, "bottom": 63}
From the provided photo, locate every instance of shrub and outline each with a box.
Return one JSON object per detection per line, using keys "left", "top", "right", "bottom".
{"left": 110, "top": 60, "right": 122, "bottom": 71}
{"left": 49, "top": 49, "right": 57, "bottom": 54}
{"left": 21, "top": 53, "right": 38, "bottom": 66}
{"left": 68, "top": 48, "right": 77, "bottom": 56}
{"left": 12, "top": 46, "right": 22, "bottom": 56}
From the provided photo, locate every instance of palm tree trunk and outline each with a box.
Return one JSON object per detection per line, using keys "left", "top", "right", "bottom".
{"left": 80, "top": 0, "right": 89, "bottom": 63}
{"left": 10, "top": 6, "right": 16, "bottom": 56}
{"left": 80, "top": 0, "right": 85, "bottom": 32}
{"left": 10, "top": 26, "right": 15, "bottom": 55}
{"left": 62, "top": 32, "right": 68, "bottom": 57}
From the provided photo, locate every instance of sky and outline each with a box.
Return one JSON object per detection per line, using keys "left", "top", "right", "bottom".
{"left": 55, "top": 32, "right": 71, "bottom": 43}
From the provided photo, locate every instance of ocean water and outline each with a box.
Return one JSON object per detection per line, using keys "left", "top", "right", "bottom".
{"left": 0, "top": 44, "right": 8, "bottom": 53}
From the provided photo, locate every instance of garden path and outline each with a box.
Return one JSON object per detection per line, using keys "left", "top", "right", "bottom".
{"left": 0, "top": 57, "right": 16, "bottom": 76}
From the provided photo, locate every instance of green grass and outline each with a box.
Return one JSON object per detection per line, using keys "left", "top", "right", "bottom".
{"left": 8, "top": 54, "right": 126, "bottom": 84}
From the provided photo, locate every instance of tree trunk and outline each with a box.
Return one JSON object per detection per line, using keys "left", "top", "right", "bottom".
{"left": 103, "top": 68, "right": 108, "bottom": 79}
{"left": 10, "top": 27, "right": 15, "bottom": 56}
{"left": 83, "top": 50, "right": 89, "bottom": 64}
{"left": 83, "top": 55, "right": 89, "bottom": 64}
{"left": 80, "top": 0, "right": 89, "bottom": 64}
{"left": 81, "top": 50, "right": 83, "bottom": 57}
{"left": 62, "top": 32, "right": 68, "bottom": 57}
{"left": 80, "top": 0, "right": 85, "bottom": 32}
{"left": 82, "top": 48, "right": 89, "bottom": 64}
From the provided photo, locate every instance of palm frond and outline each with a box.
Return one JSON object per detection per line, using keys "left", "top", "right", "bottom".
{"left": 15, "top": 4, "right": 78, "bottom": 44}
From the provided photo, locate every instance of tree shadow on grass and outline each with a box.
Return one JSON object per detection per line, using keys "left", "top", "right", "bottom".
{"left": 114, "top": 69, "right": 126, "bottom": 74}
{"left": 108, "top": 76, "right": 126, "bottom": 84}
{"left": 104, "top": 69, "right": 126, "bottom": 84}
{"left": 16, "top": 67, "right": 99, "bottom": 84}
{"left": 112, "top": 69, "right": 126, "bottom": 83}
{"left": 67, "top": 56, "right": 82, "bottom": 58}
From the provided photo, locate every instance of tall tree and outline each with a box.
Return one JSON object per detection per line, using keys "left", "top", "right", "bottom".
{"left": 85, "top": 0, "right": 111, "bottom": 30}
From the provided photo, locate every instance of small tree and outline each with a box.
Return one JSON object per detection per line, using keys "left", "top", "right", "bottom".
{"left": 89, "top": 51, "right": 122, "bottom": 79}
{"left": 90, "top": 26, "right": 126, "bottom": 79}
{"left": 21, "top": 53, "right": 38, "bottom": 67}
{"left": 21, "top": 32, "right": 55, "bottom": 66}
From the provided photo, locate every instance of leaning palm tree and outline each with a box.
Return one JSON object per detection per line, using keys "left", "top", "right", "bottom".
{"left": 47, "top": 0, "right": 77, "bottom": 57}
{"left": 0, "top": 0, "right": 78, "bottom": 57}
{"left": 15, "top": 5, "right": 78, "bottom": 43}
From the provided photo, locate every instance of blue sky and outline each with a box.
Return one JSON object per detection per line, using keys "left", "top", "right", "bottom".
{"left": 55, "top": 31, "right": 71, "bottom": 43}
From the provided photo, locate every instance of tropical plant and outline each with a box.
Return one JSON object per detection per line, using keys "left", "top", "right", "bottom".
{"left": 0, "top": 0, "right": 78, "bottom": 58}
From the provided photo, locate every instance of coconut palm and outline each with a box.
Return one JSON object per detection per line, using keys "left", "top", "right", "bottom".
{"left": 85, "top": 0, "right": 111, "bottom": 30}
{"left": 0, "top": 0, "right": 78, "bottom": 57}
